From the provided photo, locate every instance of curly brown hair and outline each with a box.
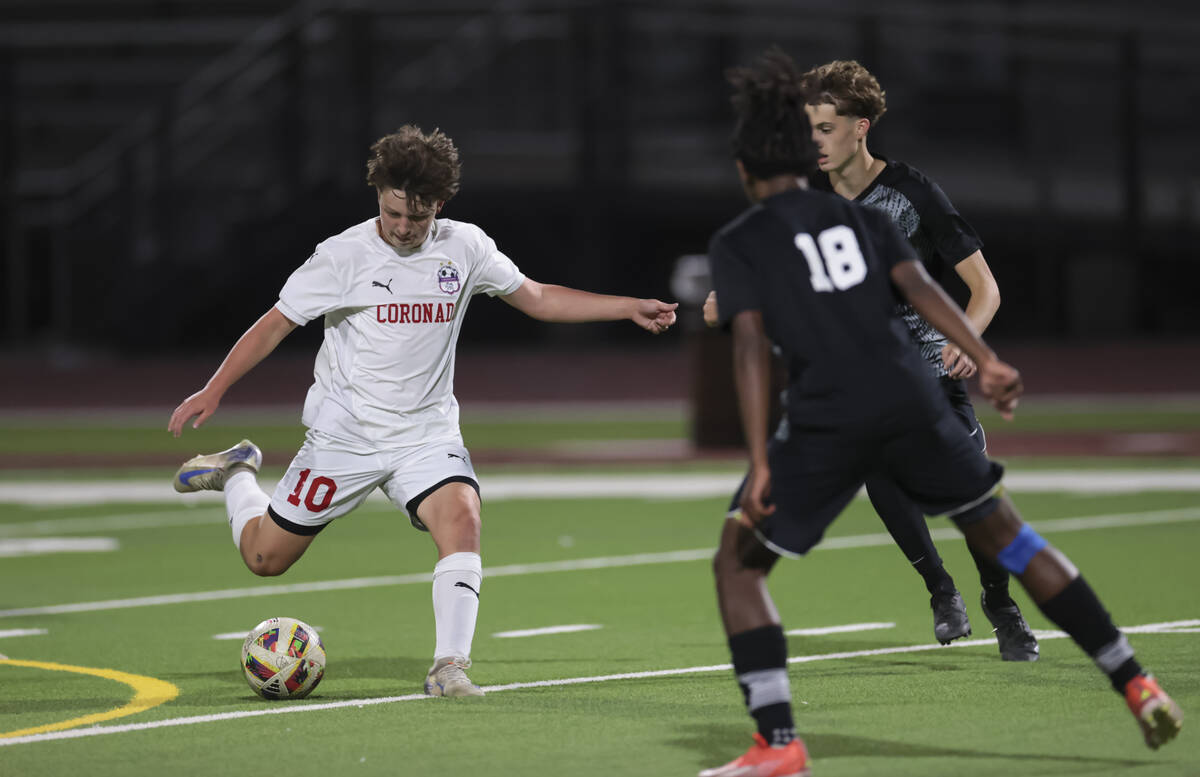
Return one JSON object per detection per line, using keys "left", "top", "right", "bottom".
{"left": 800, "top": 60, "right": 887, "bottom": 125}
{"left": 365, "top": 125, "right": 461, "bottom": 207}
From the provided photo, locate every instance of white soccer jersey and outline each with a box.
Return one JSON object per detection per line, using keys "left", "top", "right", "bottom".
{"left": 275, "top": 217, "right": 525, "bottom": 449}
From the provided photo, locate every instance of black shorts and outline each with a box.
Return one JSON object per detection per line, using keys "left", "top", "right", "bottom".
{"left": 940, "top": 376, "right": 986, "bottom": 454}
{"left": 729, "top": 385, "right": 1002, "bottom": 557}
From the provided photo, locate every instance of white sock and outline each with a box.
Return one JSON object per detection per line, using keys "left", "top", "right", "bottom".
{"left": 224, "top": 470, "right": 270, "bottom": 550}
{"left": 432, "top": 551, "right": 482, "bottom": 661}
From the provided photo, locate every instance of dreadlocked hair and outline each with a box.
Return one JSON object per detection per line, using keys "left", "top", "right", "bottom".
{"left": 726, "top": 47, "right": 818, "bottom": 179}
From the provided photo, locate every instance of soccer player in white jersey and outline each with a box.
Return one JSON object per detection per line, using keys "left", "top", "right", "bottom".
{"left": 167, "top": 125, "right": 678, "bottom": 697}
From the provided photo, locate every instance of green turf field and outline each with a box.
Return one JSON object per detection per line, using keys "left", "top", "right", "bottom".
{"left": 1, "top": 466, "right": 1198, "bottom": 776}
{"left": 2, "top": 399, "right": 1198, "bottom": 775}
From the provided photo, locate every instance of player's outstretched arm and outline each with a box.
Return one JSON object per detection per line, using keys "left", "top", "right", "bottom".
{"left": 890, "top": 259, "right": 1022, "bottom": 419}
{"left": 501, "top": 279, "right": 678, "bottom": 334}
{"left": 731, "top": 310, "right": 776, "bottom": 523}
{"left": 167, "top": 307, "right": 299, "bottom": 437}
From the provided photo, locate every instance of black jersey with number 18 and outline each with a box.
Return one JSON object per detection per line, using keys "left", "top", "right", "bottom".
{"left": 710, "top": 187, "right": 946, "bottom": 431}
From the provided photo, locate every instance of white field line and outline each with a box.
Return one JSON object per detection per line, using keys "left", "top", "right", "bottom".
{"left": 786, "top": 622, "right": 894, "bottom": 636}
{"left": 493, "top": 624, "right": 602, "bottom": 639}
{"left": 0, "top": 538, "right": 118, "bottom": 557}
{"left": 0, "top": 509, "right": 224, "bottom": 538}
{"left": 2, "top": 619, "right": 1196, "bottom": 748}
{"left": 0, "top": 629, "right": 47, "bottom": 639}
{"left": 4, "top": 472, "right": 1200, "bottom": 539}
{"left": 2, "top": 507, "right": 1199, "bottom": 620}
{"left": 3, "top": 470, "right": 1200, "bottom": 508}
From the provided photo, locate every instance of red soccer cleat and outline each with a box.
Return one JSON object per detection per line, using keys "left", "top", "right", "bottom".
{"left": 699, "top": 733, "right": 811, "bottom": 777}
{"left": 1124, "top": 673, "right": 1183, "bottom": 749}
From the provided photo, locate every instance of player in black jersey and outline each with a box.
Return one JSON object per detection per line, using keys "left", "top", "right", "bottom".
{"left": 704, "top": 59, "right": 1036, "bottom": 658}
{"left": 798, "top": 59, "right": 1036, "bottom": 659}
{"left": 699, "top": 49, "right": 1181, "bottom": 777}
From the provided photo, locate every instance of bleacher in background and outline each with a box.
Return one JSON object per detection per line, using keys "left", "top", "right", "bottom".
{"left": 3, "top": 0, "right": 1199, "bottom": 352}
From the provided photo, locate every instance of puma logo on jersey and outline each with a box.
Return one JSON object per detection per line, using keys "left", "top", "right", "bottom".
{"left": 446, "top": 452, "right": 467, "bottom": 462}
{"left": 372, "top": 279, "right": 393, "bottom": 293}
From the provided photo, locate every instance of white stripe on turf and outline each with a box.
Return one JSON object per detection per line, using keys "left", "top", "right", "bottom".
{"left": 785, "top": 623, "right": 894, "bottom": 636}
{"left": 493, "top": 624, "right": 602, "bottom": 638}
{"left": 0, "top": 629, "right": 47, "bottom": 639}
{"left": 3, "top": 618, "right": 1196, "bottom": 747}
{"left": 0, "top": 538, "right": 117, "bottom": 557}
{"left": 3, "top": 469, "right": 1200, "bottom": 506}
{"left": 0, "top": 509, "right": 224, "bottom": 538}
{"left": 2, "top": 506, "right": 1199, "bottom": 619}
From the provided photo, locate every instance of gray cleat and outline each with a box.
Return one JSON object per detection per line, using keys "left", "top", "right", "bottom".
{"left": 424, "top": 656, "right": 484, "bottom": 697}
{"left": 172, "top": 439, "right": 262, "bottom": 493}
{"left": 931, "top": 589, "right": 971, "bottom": 644}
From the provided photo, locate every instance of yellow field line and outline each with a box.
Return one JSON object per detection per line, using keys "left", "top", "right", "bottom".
{"left": 0, "top": 659, "right": 179, "bottom": 738}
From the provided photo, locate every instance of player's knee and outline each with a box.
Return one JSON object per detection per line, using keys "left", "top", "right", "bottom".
{"left": 712, "top": 519, "right": 744, "bottom": 578}
{"left": 444, "top": 506, "right": 480, "bottom": 542}
{"left": 713, "top": 518, "right": 776, "bottom": 578}
{"left": 425, "top": 504, "right": 481, "bottom": 555}
{"left": 244, "top": 550, "right": 296, "bottom": 577}
{"left": 712, "top": 544, "right": 737, "bottom": 579}
{"left": 952, "top": 496, "right": 1025, "bottom": 558}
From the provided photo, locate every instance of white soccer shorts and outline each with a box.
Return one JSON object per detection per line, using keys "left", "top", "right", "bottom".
{"left": 267, "top": 429, "right": 479, "bottom": 535}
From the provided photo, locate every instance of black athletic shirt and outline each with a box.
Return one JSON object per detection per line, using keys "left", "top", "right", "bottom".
{"left": 852, "top": 157, "right": 983, "bottom": 377}
{"left": 711, "top": 187, "right": 949, "bottom": 430}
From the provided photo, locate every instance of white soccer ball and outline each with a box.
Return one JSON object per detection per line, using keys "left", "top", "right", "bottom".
{"left": 241, "top": 617, "right": 326, "bottom": 700}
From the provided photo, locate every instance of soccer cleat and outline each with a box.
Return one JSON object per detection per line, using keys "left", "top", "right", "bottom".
{"left": 931, "top": 589, "right": 971, "bottom": 644}
{"left": 424, "top": 656, "right": 484, "bottom": 697}
{"left": 172, "top": 439, "right": 262, "bottom": 493}
{"left": 979, "top": 592, "right": 1039, "bottom": 661}
{"left": 698, "top": 733, "right": 810, "bottom": 777}
{"left": 1124, "top": 674, "right": 1183, "bottom": 749}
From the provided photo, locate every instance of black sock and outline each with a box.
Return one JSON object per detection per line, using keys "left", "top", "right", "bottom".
{"left": 729, "top": 625, "right": 796, "bottom": 746}
{"left": 968, "top": 543, "right": 1014, "bottom": 609}
{"left": 1037, "top": 576, "right": 1143, "bottom": 692}
{"left": 866, "top": 477, "right": 955, "bottom": 596}
{"left": 914, "top": 556, "right": 956, "bottom": 595}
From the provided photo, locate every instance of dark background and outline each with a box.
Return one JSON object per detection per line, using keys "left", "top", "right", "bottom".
{"left": 3, "top": 0, "right": 1199, "bottom": 363}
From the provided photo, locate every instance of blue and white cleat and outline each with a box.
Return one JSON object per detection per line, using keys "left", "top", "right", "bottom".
{"left": 173, "top": 439, "right": 262, "bottom": 493}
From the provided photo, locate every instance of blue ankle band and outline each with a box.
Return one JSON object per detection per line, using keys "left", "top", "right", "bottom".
{"left": 996, "top": 524, "right": 1047, "bottom": 575}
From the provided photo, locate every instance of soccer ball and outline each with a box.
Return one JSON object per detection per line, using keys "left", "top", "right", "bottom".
{"left": 241, "top": 617, "right": 326, "bottom": 700}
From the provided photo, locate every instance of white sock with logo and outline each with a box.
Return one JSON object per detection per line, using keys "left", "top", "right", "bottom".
{"left": 224, "top": 470, "right": 270, "bottom": 550}
{"left": 432, "top": 551, "right": 482, "bottom": 661}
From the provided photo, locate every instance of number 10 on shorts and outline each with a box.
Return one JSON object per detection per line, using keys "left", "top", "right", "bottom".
{"left": 287, "top": 468, "right": 339, "bottom": 512}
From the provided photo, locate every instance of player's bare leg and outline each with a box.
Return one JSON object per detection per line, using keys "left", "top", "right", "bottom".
{"left": 713, "top": 518, "right": 780, "bottom": 635}
{"left": 236, "top": 513, "right": 316, "bottom": 576}
{"left": 957, "top": 498, "right": 1182, "bottom": 748}
{"left": 173, "top": 439, "right": 316, "bottom": 576}
{"left": 705, "top": 518, "right": 810, "bottom": 776}
{"left": 418, "top": 482, "right": 485, "bottom": 697}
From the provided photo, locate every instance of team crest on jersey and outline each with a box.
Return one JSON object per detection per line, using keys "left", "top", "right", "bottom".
{"left": 436, "top": 263, "right": 461, "bottom": 295}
